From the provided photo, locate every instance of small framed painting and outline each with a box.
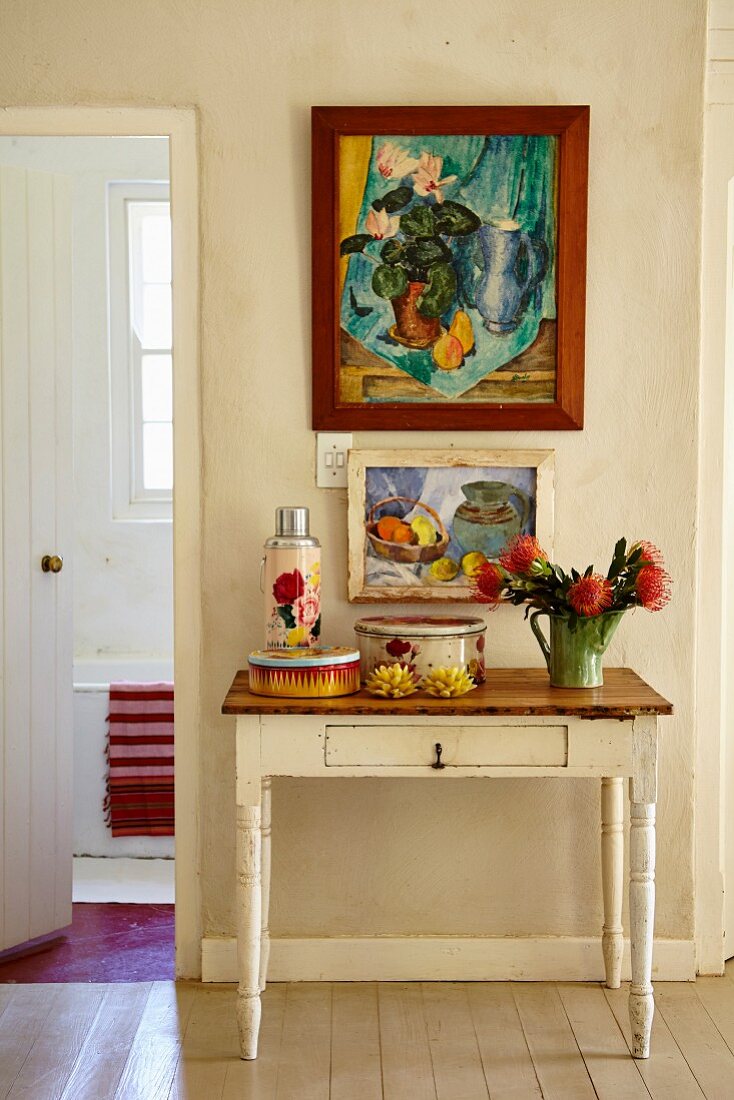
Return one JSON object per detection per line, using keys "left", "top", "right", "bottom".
{"left": 347, "top": 449, "right": 554, "bottom": 602}
{"left": 312, "top": 105, "right": 589, "bottom": 431}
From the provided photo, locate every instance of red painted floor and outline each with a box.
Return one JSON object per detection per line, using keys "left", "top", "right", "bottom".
{"left": 0, "top": 903, "right": 174, "bottom": 983}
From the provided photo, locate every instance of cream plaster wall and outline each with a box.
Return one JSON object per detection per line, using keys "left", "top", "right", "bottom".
{"left": 0, "top": 0, "right": 705, "bottom": 954}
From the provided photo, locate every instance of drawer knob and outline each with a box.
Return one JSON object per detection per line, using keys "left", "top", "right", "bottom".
{"left": 432, "top": 742, "right": 445, "bottom": 770}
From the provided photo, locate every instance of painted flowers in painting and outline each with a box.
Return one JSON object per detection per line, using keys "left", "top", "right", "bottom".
{"left": 340, "top": 142, "right": 482, "bottom": 372}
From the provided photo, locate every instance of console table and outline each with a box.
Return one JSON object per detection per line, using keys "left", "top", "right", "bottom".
{"left": 222, "top": 667, "right": 672, "bottom": 1061}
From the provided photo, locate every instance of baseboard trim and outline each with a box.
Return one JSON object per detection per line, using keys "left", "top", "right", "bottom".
{"left": 201, "top": 935, "right": 696, "bottom": 983}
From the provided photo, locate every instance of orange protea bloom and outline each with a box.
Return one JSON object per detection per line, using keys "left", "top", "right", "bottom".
{"left": 472, "top": 561, "right": 505, "bottom": 603}
{"left": 632, "top": 540, "right": 665, "bottom": 568}
{"left": 636, "top": 564, "right": 671, "bottom": 611}
{"left": 499, "top": 535, "right": 547, "bottom": 575}
{"left": 568, "top": 574, "right": 614, "bottom": 617}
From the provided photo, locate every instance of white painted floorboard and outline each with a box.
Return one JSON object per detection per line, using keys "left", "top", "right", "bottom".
{"left": 72, "top": 857, "right": 175, "bottom": 904}
{"left": 1, "top": 970, "right": 734, "bottom": 1097}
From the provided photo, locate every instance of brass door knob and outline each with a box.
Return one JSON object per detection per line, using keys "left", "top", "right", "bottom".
{"left": 41, "top": 554, "right": 63, "bottom": 574}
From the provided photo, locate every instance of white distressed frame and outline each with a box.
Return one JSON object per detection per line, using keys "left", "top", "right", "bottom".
{"left": 0, "top": 107, "right": 201, "bottom": 979}
{"left": 347, "top": 448, "right": 555, "bottom": 602}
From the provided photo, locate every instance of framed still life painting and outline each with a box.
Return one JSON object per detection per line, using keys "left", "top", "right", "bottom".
{"left": 347, "top": 449, "right": 554, "bottom": 602}
{"left": 312, "top": 106, "right": 589, "bottom": 431}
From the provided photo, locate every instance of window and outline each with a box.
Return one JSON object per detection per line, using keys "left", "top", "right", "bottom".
{"left": 109, "top": 181, "right": 172, "bottom": 520}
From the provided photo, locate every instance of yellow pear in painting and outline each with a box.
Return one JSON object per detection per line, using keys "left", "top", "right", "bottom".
{"left": 449, "top": 309, "right": 475, "bottom": 354}
{"left": 432, "top": 332, "right": 463, "bottom": 371}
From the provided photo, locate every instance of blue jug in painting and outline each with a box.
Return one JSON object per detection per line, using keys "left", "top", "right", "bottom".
{"left": 452, "top": 481, "right": 531, "bottom": 559}
{"left": 475, "top": 219, "right": 547, "bottom": 334}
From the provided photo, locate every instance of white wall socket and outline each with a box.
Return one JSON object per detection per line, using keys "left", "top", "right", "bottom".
{"left": 316, "top": 433, "right": 353, "bottom": 488}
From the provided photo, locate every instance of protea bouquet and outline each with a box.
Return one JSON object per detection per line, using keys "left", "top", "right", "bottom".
{"left": 472, "top": 536, "right": 671, "bottom": 687}
{"left": 473, "top": 536, "right": 671, "bottom": 623}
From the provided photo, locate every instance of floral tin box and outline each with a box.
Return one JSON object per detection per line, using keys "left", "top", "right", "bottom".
{"left": 353, "top": 615, "right": 486, "bottom": 684}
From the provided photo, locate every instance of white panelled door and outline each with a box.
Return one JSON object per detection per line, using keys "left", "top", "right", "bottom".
{"left": 0, "top": 165, "right": 73, "bottom": 952}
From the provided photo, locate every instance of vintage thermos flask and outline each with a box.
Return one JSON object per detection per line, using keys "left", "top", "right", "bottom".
{"left": 262, "top": 507, "right": 321, "bottom": 648}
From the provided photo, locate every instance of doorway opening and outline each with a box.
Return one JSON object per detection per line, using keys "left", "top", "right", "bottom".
{"left": 0, "top": 112, "right": 199, "bottom": 982}
{"left": 0, "top": 135, "right": 173, "bottom": 979}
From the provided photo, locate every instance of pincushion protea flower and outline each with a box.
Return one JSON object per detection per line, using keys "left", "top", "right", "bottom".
{"left": 636, "top": 564, "right": 672, "bottom": 611}
{"left": 471, "top": 536, "right": 671, "bottom": 630}
{"left": 499, "top": 535, "right": 548, "bottom": 576}
{"left": 471, "top": 561, "right": 505, "bottom": 603}
{"left": 632, "top": 540, "right": 665, "bottom": 567}
{"left": 568, "top": 574, "right": 614, "bottom": 617}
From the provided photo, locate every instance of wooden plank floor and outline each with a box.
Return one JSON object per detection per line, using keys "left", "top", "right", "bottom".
{"left": 2, "top": 968, "right": 734, "bottom": 1099}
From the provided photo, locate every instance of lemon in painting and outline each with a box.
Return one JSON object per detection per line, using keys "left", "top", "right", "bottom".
{"left": 429, "top": 557, "right": 460, "bottom": 582}
{"left": 410, "top": 516, "right": 437, "bottom": 546}
{"left": 461, "top": 551, "right": 487, "bottom": 577}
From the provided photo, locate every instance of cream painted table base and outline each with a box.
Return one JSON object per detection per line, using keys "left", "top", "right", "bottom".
{"left": 223, "top": 668, "right": 672, "bottom": 1062}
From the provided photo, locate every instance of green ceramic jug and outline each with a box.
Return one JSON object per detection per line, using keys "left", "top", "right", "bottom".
{"left": 529, "top": 610, "right": 624, "bottom": 688}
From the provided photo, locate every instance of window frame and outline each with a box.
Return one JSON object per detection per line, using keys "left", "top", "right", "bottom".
{"left": 108, "top": 180, "right": 172, "bottom": 521}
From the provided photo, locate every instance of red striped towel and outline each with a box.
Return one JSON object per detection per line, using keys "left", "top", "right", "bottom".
{"left": 105, "top": 682, "right": 174, "bottom": 837}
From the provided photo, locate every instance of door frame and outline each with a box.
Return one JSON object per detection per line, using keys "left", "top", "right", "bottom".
{"left": 698, "top": 63, "right": 734, "bottom": 968}
{"left": 0, "top": 107, "right": 201, "bottom": 978}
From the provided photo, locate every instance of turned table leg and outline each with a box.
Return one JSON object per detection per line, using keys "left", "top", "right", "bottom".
{"left": 259, "top": 777, "right": 272, "bottom": 993}
{"left": 629, "top": 800, "right": 656, "bottom": 1058}
{"left": 628, "top": 716, "right": 658, "bottom": 1060}
{"left": 237, "top": 803, "right": 262, "bottom": 1058}
{"left": 601, "top": 777, "right": 624, "bottom": 989}
{"left": 236, "top": 716, "right": 262, "bottom": 1060}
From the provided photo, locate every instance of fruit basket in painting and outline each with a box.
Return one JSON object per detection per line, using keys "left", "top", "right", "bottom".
{"left": 366, "top": 496, "right": 449, "bottom": 565}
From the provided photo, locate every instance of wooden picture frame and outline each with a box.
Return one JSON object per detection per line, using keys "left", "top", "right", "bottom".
{"left": 348, "top": 449, "right": 554, "bottom": 602}
{"left": 312, "top": 105, "right": 589, "bottom": 431}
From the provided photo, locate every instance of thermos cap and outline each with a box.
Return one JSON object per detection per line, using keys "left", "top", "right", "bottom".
{"left": 275, "top": 506, "right": 310, "bottom": 538}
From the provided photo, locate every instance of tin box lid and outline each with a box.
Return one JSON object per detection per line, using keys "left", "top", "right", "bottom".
{"left": 354, "top": 615, "right": 486, "bottom": 638}
{"left": 249, "top": 646, "right": 360, "bottom": 669}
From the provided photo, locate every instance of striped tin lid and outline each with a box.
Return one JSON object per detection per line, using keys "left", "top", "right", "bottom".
{"left": 248, "top": 646, "right": 360, "bottom": 669}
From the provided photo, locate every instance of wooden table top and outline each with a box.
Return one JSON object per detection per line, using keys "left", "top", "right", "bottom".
{"left": 222, "top": 668, "right": 673, "bottom": 719}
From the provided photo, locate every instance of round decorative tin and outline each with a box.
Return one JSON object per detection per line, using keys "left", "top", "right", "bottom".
{"left": 354, "top": 615, "right": 487, "bottom": 685}
{"left": 248, "top": 646, "right": 361, "bottom": 698}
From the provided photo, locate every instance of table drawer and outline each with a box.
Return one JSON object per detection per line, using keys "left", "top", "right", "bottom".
{"left": 324, "top": 724, "right": 568, "bottom": 768}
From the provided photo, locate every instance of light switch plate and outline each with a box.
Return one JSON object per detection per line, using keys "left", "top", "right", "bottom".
{"left": 316, "top": 433, "right": 353, "bottom": 488}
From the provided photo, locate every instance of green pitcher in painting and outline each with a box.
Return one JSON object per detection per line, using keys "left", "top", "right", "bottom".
{"left": 453, "top": 480, "right": 531, "bottom": 559}
{"left": 529, "top": 611, "right": 624, "bottom": 689}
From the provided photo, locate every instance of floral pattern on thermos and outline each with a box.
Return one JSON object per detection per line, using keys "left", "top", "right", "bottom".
{"left": 265, "top": 551, "right": 321, "bottom": 648}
